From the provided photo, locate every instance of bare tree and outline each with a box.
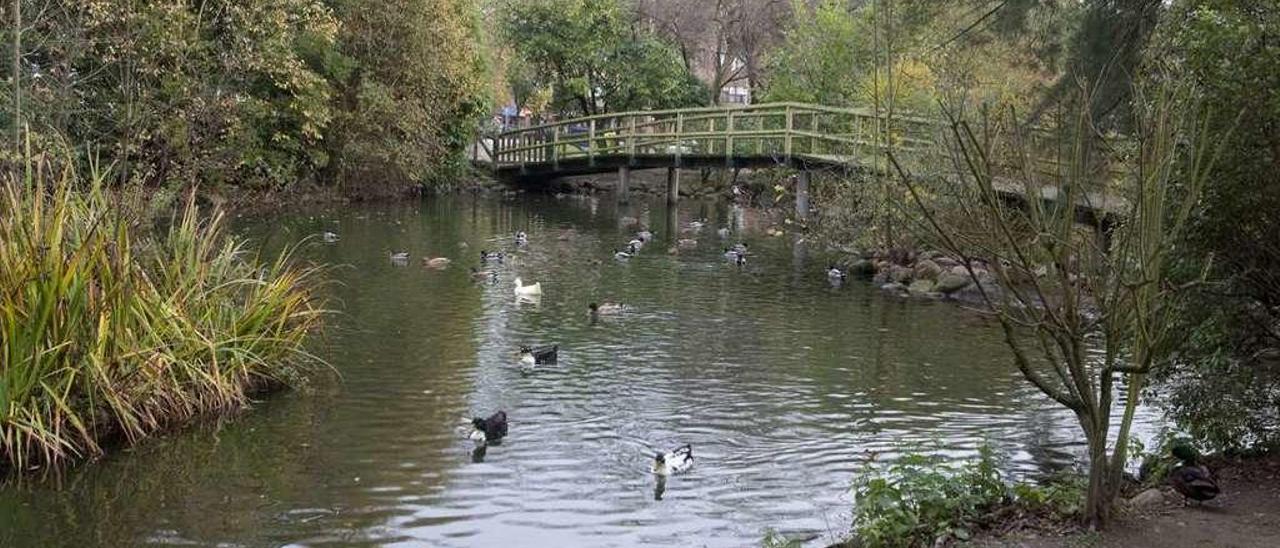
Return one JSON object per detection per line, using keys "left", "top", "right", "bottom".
{"left": 891, "top": 82, "right": 1222, "bottom": 528}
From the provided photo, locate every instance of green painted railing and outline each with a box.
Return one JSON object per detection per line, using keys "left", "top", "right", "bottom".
{"left": 485, "top": 102, "right": 943, "bottom": 171}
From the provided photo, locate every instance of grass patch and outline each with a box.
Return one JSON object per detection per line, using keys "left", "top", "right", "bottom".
{"left": 1, "top": 152, "right": 326, "bottom": 474}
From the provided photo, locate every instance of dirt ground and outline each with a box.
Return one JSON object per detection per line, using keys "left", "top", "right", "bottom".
{"left": 974, "top": 453, "right": 1280, "bottom": 548}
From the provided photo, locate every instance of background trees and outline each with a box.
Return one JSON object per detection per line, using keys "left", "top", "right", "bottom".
{"left": 1, "top": 0, "right": 491, "bottom": 191}
{"left": 499, "top": 0, "right": 705, "bottom": 117}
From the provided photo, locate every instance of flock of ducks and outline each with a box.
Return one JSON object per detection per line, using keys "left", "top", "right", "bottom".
{"left": 324, "top": 224, "right": 711, "bottom": 478}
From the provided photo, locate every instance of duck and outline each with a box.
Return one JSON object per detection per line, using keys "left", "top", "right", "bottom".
{"left": 628, "top": 238, "right": 645, "bottom": 250}
{"left": 588, "top": 302, "right": 626, "bottom": 315}
{"left": 470, "top": 267, "right": 497, "bottom": 282}
{"left": 513, "top": 277, "right": 542, "bottom": 296}
{"left": 480, "top": 250, "right": 505, "bottom": 263}
{"left": 422, "top": 257, "right": 451, "bottom": 269}
{"left": 1168, "top": 444, "right": 1220, "bottom": 505}
{"left": 731, "top": 243, "right": 748, "bottom": 254}
{"left": 614, "top": 248, "right": 634, "bottom": 261}
{"left": 717, "top": 227, "right": 730, "bottom": 239}
{"left": 827, "top": 265, "right": 846, "bottom": 281}
{"left": 636, "top": 229, "right": 654, "bottom": 242}
{"left": 518, "top": 344, "right": 558, "bottom": 366}
{"left": 322, "top": 231, "right": 340, "bottom": 243}
{"left": 389, "top": 251, "right": 410, "bottom": 264}
{"left": 515, "top": 231, "right": 529, "bottom": 245}
{"left": 469, "top": 410, "right": 508, "bottom": 445}
{"left": 652, "top": 444, "right": 694, "bottom": 476}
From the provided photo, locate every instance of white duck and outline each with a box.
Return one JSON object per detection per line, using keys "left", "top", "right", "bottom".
{"left": 652, "top": 444, "right": 694, "bottom": 476}
{"left": 322, "top": 231, "right": 340, "bottom": 243}
{"left": 513, "top": 277, "right": 542, "bottom": 296}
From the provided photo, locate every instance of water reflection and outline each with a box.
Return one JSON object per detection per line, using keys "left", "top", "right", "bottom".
{"left": 0, "top": 193, "right": 1159, "bottom": 548}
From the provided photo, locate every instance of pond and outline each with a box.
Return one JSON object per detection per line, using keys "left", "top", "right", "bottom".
{"left": 0, "top": 193, "right": 1158, "bottom": 547}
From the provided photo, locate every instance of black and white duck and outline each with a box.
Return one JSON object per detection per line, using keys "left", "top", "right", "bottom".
{"left": 518, "top": 344, "right": 558, "bottom": 367}
{"left": 652, "top": 444, "right": 694, "bottom": 476}
{"left": 469, "top": 411, "right": 508, "bottom": 445}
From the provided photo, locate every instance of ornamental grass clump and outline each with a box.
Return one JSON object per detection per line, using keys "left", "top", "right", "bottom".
{"left": 0, "top": 154, "right": 325, "bottom": 474}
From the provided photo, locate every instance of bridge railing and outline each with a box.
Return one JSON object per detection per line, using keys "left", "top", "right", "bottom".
{"left": 483, "top": 102, "right": 1127, "bottom": 198}
{"left": 486, "top": 102, "right": 948, "bottom": 171}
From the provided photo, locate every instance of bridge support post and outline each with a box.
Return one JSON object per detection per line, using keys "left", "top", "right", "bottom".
{"left": 617, "top": 166, "right": 631, "bottom": 204}
{"left": 796, "top": 171, "right": 810, "bottom": 221}
{"left": 666, "top": 167, "right": 680, "bottom": 205}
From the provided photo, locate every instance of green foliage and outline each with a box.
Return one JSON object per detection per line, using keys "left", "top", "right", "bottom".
{"left": 328, "top": 0, "right": 491, "bottom": 187}
{"left": 1149, "top": 0, "right": 1280, "bottom": 452}
{"left": 500, "top": 0, "right": 705, "bottom": 116}
{"left": 0, "top": 150, "right": 326, "bottom": 473}
{"left": 2, "top": 0, "right": 491, "bottom": 192}
{"left": 763, "top": 1, "right": 869, "bottom": 106}
{"left": 760, "top": 528, "right": 803, "bottom": 548}
{"left": 851, "top": 446, "right": 1007, "bottom": 547}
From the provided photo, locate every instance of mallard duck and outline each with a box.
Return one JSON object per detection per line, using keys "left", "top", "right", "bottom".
{"left": 827, "top": 265, "right": 846, "bottom": 280}
{"left": 480, "top": 250, "right": 505, "bottom": 263}
{"left": 515, "top": 231, "right": 529, "bottom": 245}
{"left": 588, "top": 302, "right": 626, "bottom": 315}
{"left": 628, "top": 238, "right": 645, "bottom": 249}
{"left": 469, "top": 411, "right": 508, "bottom": 445}
{"left": 423, "top": 257, "right": 451, "bottom": 269}
{"left": 322, "top": 231, "right": 340, "bottom": 243}
{"left": 513, "top": 277, "right": 542, "bottom": 296}
{"left": 614, "top": 248, "right": 634, "bottom": 261}
{"left": 518, "top": 344, "right": 558, "bottom": 366}
{"left": 1169, "top": 444, "right": 1220, "bottom": 505}
{"left": 652, "top": 444, "right": 693, "bottom": 475}
{"left": 389, "top": 251, "right": 410, "bottom": 264}
{"left": 470, "top": 267, "right": 497, "bottom": 282}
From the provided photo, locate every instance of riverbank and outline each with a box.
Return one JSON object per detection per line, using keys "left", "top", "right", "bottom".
{"left": 971, "top": 452, "right": 1280, "bottom": 548}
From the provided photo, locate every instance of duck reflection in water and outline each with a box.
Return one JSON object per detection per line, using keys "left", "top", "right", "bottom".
{"left": 471, "top": 445, "right": 487, "bottom": 463}
{"left": 654, "top": 475, "right": 667, "bottom": 501}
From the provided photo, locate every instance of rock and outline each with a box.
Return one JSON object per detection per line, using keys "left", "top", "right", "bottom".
{"left": 913, "top": 259, "right": 943, "bottom": 281}
{"left": 935, "top": 272, "right": 973, "bottom": 294}
{"left": 1128, "top": 488, "right": 1166, "bottom": 509}
{"left": 848, "top": 259, "right": 876, "bottom": 277}
{"left": 880, "top": 282, "right": 909, "bottom": 296}
{"left": 890, "top": 265, "right": 914, "bottom": 284}
{"left": 871, "top": 270, "right": 890, "bottom": 284}
{"left": 908, "top": 279, "right": 936, "bottom": 294}
{"left": 934, "top": 256, "right": 960, "bottom": 269}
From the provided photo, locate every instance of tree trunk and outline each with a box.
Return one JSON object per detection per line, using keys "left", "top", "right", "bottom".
{"left": 1081, "top": 419, "right": 1112, "bottom": 529}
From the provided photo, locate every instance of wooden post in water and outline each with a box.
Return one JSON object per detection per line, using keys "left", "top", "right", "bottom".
{"left": 666, "top": 167, "right": 680, "bottom": 205}
{"left": 796, "top": 171, "right": 811, "bottom": 221}
{"left": 617, "top": 166, "right": 630, "bottom": 204}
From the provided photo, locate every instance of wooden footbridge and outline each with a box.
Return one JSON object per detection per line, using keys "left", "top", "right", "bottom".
{"left": 471, "top": 102, "right": 1122, "bottom": 227}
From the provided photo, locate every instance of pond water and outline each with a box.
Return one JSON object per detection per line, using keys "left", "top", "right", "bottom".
{"left": 0, "top": 193, "right": 1157, "bottom": 547}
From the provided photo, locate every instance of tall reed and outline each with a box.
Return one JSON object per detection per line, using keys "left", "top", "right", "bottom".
{"left": 0, "top": 153, "right": 325, "bottom": 474}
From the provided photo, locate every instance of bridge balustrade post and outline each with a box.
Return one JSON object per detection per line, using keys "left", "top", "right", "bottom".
{"left": 785, "top": 106, "right": 793, "bottom": 160}
{"left": 552, "top": 125, "right": 560, "bottom": 170}
{"left": 588, "top": 119, "right": 596, "bottom": 167}
{"left": 725, "top": 111, "right": 735, "bottom": 167}
{"left": 627, "top": 116, "right": 636, "bottom": 161}
{"left": 675, "top": 112, "right": 684, "bottom": 167}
